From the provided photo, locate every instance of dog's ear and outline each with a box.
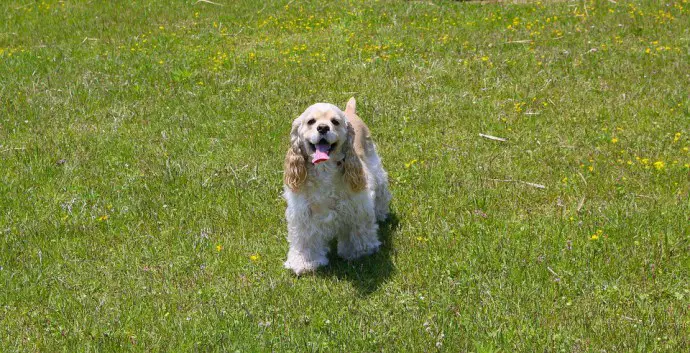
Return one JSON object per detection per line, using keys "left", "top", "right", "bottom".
{"left": 284, "top": 118, "right": 307, "bottom": 191}
{"left": 342, "top": 122, "right": 366, "bottom": 192}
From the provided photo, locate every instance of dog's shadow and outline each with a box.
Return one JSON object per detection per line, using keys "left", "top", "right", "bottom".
{"left": 318, "top": 213, "right": 399, "bottom": 296}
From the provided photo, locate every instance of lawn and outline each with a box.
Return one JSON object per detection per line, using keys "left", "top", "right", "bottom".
{"left": 1, "top": 0, "right": 688, "bottom": 351}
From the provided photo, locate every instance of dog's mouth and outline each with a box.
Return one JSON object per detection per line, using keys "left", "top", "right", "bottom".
{"left": 309, "top": 139, "right": 337, "bottom": 165}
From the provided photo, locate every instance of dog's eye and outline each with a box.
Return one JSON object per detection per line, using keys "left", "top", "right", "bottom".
{"left": 307, "top": 119, "right": 316, "bottom": 125}
{"left": 331, "top": 119, "right": 340, "bottom": 126}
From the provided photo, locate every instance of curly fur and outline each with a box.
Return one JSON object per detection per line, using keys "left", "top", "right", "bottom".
{"left": 283, "top": 98, "right": 391, "bottom": 275}
{"left": 341, "top": 124, "right": 367, "bottom": 192}
{"left": 284, "top": 119, "right": 307, "bottom": 191}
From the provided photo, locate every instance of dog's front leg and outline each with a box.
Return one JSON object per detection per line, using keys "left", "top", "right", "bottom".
{"left": 337, "top": 193, "right": 381, "bottom": 261}
{"left": 284, "top": 228, "right": 330, "bottom": 275}
{"left": 284, "top": 205, "right": 330, "bottom": 275}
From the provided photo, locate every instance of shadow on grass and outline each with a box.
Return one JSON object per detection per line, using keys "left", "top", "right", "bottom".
{"left": 318, "top": 213, "right": 399, "bottom": 296}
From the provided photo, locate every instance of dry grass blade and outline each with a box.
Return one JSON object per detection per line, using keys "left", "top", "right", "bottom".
{"left": 576, "top": 196, "right": 586, "bottom": 213}
{"left": 479, "top": 133, "right": 507, "bottom": 142}
{"left": 195, "top": 0, "right": 223, "bottom": 6}
{"left": 1, "top": 147, "right": 25, "bottom": 153}
{"left": 489, "top": 178, "right": 546, "bottom": 189}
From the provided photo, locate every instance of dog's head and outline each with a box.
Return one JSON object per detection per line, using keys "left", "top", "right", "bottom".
{"left": 284, "top": 102, "right": 365, "bottom": 192}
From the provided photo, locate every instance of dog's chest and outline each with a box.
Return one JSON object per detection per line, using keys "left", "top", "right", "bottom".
{"left": 309, "top": 198, "right": 336, "bottom": 216}
{"left": 306, "top": 165, "right": 347, "bottom": 218}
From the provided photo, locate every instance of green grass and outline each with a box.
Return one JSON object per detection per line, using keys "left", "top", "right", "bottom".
{"left": 1, "top": 0, "right": 689, "bottom": 351}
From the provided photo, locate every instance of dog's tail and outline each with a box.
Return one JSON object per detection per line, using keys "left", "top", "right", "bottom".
{"left": 345, "top": 97, "right": 356, "bottom": 115}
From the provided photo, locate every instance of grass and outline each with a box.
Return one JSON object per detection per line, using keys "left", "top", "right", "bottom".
{"left": 1, "top": 0, "right": 688, "bottom": 351}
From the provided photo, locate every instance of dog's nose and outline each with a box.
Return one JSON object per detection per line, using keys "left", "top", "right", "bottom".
{"left": 317, "top": 124, "right": 330, "bottom": 134}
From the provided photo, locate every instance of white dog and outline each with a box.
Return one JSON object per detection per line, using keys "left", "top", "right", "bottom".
{"left": 283, "top": 98, "right": 391, "bottom": 275}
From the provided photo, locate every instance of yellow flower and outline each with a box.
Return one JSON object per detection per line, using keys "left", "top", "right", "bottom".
{"left": 673, "top": 132, "right": 681, "bottom": 142}
{"left": 250, "top": 254, "right": 260, "bottom": 261}
{"left": 590, "top": 230, "right": 602, "bottom": 241}
{"left": 611, "top": 137, "right": 618, "bottom": 144}
{"left": 404, "top": 159, "right": 418, "bottom": 168}
{"left": 481, "top": 56, "right": 489, "bottom": 61}
{"left": 216, "top": 244, "right": 223, "bottom": 252}
{"left": 640, "top": 158, "right": 649, "bottom": 165}
{"left": 98, "top": 215, "right": 109, "bottom": 221}
{"left": 514, "top": 102, "right": 525, "bottom": 113}
{"left": 653, "top": 161, "right": 665, "bottom": 170}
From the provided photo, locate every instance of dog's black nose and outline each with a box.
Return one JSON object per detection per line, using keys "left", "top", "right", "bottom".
{"left": 317, "top": 124, "right": 330, "bottom": 134}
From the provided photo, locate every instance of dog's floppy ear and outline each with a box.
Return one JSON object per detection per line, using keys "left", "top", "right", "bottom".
{"left": 284, "top": 118, "right": 307, "bottom": 191}
{"left": 342, "top": 122, "right": 366, "bottom": 192}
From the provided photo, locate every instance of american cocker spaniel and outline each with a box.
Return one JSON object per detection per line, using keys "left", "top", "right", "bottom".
{"left": 283, "top": 98, "right": 391, "bottom": 275}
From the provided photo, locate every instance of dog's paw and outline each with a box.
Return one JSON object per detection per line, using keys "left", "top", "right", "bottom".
{"left": 284, "top": 256, "right": 328, "bottom": 275}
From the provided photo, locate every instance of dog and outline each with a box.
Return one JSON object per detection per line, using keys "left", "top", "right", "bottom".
{"left": 283, "top": 98, "right": 391, "bottom": 275}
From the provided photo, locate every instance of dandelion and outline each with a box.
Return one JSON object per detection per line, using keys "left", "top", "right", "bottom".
{"left": 405, "top": 159, "right": 418, "bottom": 168}
{"left": 514, "top": 102, "right": 525, "bottom": 113}
{"left": 216, "top": 244, "right": 223, "bottom": 252}
{"left": 590, "top": 229, "right": 603, "bottom": 241}
{"left": 98, "top": 215, "right": 109, "bottom": 221}
{"left": 673, "top": 132, "right": 681, "bottom": 142}
{"left": 611, "top": 137, "right": 618, "bottom": 144}
{"left": 250, "top": 254, "right": 260, "bottom": 261}
{"left": 653, "top": 161, "right": 665, "bottom": 170}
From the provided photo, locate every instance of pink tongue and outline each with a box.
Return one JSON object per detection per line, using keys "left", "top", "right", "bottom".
{"left": 312, "top": 143, "right": 330, "bottom": 164}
